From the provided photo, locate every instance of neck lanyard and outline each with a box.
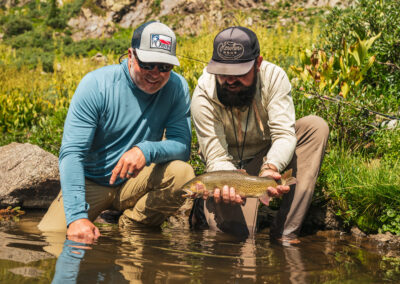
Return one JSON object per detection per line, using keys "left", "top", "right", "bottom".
{"left": 230, "top": 106, "right": 251, "bottom": 169}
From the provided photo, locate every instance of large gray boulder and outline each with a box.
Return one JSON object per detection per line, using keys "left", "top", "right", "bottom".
{"left": 0, "top": 143, "right": 60, "bottom": 208}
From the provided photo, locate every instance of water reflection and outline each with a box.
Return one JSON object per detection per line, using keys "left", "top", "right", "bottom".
{"left": 1, "top": 212, "right": 399, "bottom": 283}
{"left": 52, "top": 240, "right": 87, "bottom": 284}
{"left": 47, "top": 225, "right": 400, "bottom": 283}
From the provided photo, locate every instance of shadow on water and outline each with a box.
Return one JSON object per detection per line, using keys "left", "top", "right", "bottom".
{"left": 0, "top": 211, "right": 399, "bottom": 283}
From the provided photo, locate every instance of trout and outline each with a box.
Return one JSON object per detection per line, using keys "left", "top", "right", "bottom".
{"left": 181, "top": 169, "right": 297, "bottom": 205}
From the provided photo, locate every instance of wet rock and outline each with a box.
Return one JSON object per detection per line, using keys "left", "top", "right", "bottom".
{"left": 8, "top": 267, "right": 44, "bottom": 278}
{"left": 0, "top": 231, "right": 53, "bottom": 263}
{"left": 351, "top": 226, "right": 367, "bottom": 238}
{"left": 301, "top": 200, "right": 342, "bottom": 235}
{"left": 94, "top": 209, "right": 121, "bottom": 224}
{"left": 0, "top": 143, "right": 60, "bottom": 209}
{"left": 369, "top": 232, "right": 400, "bottom": 245}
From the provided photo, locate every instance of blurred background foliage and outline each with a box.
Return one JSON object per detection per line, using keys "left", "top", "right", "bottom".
{"left": 0, "top": 0, "right": 399, "bottom": 235}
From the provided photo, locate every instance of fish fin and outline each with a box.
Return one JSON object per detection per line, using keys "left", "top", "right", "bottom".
{"left": 259, "top": 194, "right": 270, "bottom": 206}
{"left": 281, "top": 169, "right": 297, "bottom": 186}
{"left": 284, "top": 177, "right": 297, "bottom": 186}
{"left": 281, "top": 169, "right": 293, "bottom": 181}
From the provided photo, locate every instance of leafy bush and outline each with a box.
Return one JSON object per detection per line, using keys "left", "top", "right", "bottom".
{"left": 290, "top": 33, "right": 384, "bottom": 147}
{"left": 63, "top": 38, "right": 128, "bottom": 57}
{"left": 321, "top": 0, "right": 400, "bottom": 103}
{"left": 4, "top": 17, "right": 33, "bottom": 38}
{"left": 12, "top": 48, "right": 55, "bottom": 72}
{"left": 370, "top": 125, "right": 400, "bottom": 165}
{"left": 290, "top": 0, "right": 400, "bottom": 149}
{"left": 6, "top": 29, "right": 54, "bottom": 51}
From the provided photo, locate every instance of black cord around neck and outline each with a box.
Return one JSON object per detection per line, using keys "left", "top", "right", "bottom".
{"left": 231, "top": 106, "right": 251, "bottom": 169}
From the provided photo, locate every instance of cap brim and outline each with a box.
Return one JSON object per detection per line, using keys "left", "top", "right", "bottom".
{"left": 136, "top": 49, "right": 180, "bottom": 66}
{"left": 206, "top": 59, "right": 255, "bottom": 76}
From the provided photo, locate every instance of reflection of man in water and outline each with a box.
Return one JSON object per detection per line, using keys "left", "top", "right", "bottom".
{"left": 190, "top": 26, "right": 329, "bottom": 242}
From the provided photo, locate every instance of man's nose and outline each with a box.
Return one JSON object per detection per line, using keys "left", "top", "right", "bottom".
{"left": 148, "top": 66, "right": 161, "bottom": 75}
{"left": 224, "top": 75, "right": 238, "bottom": 84}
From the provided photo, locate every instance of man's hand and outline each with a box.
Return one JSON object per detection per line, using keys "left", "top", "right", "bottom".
{"left": 109, "top": 146, "right": 146, "bottom": 185}
{"left": 259, "top": 166, "right": 290, "bottom": 198}
{"left": 197, "top": 183, "right": 244, "bottom": 205}
{"left": 67, "top": 218, "right": 100, "bottom": 244}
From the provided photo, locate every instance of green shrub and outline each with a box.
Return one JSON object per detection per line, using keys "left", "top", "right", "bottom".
{"left": 13, "top": 48, "right": 54, "bottom": 73}
{"left": 60, "top": 0, "right": 85, "bottom": 19}
{"left": 46, "top": 16, "right": 67, "bottom": 30}
{"left": 6, "top": 29, "right": 54, "bottom": 51}
{"left": 290, "top": 0, "right": 400, "bottom": 149}
{"left": 4, "top": 17, "right": 33, "bottom": 38}
{"left": 370, "top": 125, "right": 400, "bottom": 165}
{"left": 63, "top": 38, "right": 128, "bottom": 57}
{"left": 321, "top": 0, "right": 400, "bottom": 102}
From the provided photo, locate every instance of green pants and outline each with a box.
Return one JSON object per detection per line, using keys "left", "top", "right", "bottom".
{"left": 38, "top": 160, "right": 195, "bottom": 231}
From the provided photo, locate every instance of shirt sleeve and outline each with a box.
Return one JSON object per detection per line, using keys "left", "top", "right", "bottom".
{"left": 59, "top": 73, "right": 101, "bottom": 226}
{"left": 263, "top": 67, "right": 296, "bottom": 172}
{"left": 135, "top": 76, "right": 191, "bottom": 164}
{"left": 191, "top": 83, "right": 237, "bottom": 172}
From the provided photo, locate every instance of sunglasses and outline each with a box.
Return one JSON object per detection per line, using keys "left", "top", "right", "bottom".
{"left": 134, "top": 54, "right": 174, "bottom": 73}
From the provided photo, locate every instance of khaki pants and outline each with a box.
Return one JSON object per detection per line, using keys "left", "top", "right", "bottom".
{"left": 38, "top": 160, "right": 195, "bottom": 231}
{"left": 199, "top": 115, "right": 329, "bottom": 239}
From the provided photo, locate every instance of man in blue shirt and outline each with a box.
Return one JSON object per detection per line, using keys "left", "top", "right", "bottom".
{"left": 38, "top": 21, "right": 195, "bottom": 242}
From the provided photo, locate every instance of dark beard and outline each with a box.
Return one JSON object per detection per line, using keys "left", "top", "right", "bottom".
{"left": 216, "top": 72, "right": 257, "bottom": 108}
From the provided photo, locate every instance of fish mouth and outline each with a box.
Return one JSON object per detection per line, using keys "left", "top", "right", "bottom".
{"left": 181, "top": 188, "right": 194, "bottom": 198}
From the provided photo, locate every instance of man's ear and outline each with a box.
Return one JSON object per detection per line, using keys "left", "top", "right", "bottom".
{"left": 128, "top": 47, "right": 134, "bottom": 60}
{"left": 256, "top": 56, "right": 263, "bottom": 71}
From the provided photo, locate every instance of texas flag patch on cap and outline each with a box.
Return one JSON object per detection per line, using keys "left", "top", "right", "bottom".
{"left": 150, "top": 34, "right": 172, "bottom": 51}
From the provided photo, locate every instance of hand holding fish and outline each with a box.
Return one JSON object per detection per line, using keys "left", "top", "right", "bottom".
{"left": 181, "top": 169, "right": 296, "bottom": 206}
{"left": 196, "top": 183, "right": 245, "bottom": 204}
{"left": 258, "top": 166, "right": 291, "bottom": 198}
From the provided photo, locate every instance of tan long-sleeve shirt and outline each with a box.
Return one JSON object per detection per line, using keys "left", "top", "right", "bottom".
{"left": 191, "top": 60, "right": 296, "bottom": 172}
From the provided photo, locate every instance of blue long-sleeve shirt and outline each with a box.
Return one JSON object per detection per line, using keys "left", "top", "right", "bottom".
{"left": 59, "top": 59, "right": 191, "bottom": 226}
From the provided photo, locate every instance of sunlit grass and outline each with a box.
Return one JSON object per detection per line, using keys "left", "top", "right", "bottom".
{"left": 321, "top": 144, "right": 400, "bottom": 233}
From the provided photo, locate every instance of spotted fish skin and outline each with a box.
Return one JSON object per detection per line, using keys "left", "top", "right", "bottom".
{"left": 181, "top": 170, "right": 296, "bottom": 198}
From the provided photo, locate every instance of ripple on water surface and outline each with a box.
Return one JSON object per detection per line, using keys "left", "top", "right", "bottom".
{"left": 0, "top": 211, "right": 399, "bottom": 283}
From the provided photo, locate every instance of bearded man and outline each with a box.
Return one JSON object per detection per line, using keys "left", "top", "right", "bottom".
{"left": 190, "top": 26, "right": 329, "bottom": 243}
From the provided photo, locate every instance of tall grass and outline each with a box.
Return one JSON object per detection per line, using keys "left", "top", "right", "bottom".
{"left": 0, "top": 45, "right": 116, "bottom": 153}
{"left": 321, "top": 142, "right": 400, "bottom": 233}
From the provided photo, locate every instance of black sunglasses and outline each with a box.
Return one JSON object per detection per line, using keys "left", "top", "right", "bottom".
{"left": 134, "top": 53, "right": 174, "bottom": 73}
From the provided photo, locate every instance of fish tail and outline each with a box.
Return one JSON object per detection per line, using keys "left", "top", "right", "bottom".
{"left": 281, "top": 169, "right": 297, "bottom": 186}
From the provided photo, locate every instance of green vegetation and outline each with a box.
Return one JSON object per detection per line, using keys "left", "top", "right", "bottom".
{"left": 289, "top": 0, "right": 400, "bottom": 235}
{"left": 0, "top": 0, "right": 399, "bottom": 235}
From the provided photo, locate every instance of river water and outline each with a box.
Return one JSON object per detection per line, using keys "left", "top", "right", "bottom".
{"left": 1, "top": 211, "right": 399, "bottom": 283}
